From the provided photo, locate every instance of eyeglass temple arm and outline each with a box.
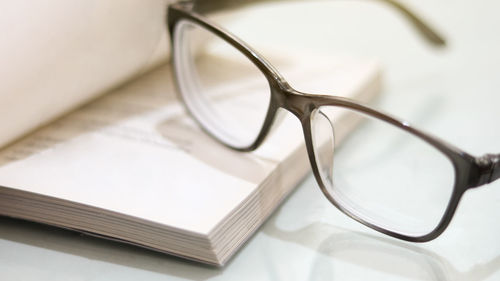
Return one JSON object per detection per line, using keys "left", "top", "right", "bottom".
{"left": 472, "top": 154, "right": 500, "bottom": 188}
{"left": 192, "top": 0, "right": 446, "bottom": 46}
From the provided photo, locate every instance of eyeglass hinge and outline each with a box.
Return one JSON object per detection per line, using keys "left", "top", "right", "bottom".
{"left": 472, "top": 154, "right": 500, "bottom": 188}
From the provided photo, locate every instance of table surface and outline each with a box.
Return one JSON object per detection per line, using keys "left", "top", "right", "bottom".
{"left": 1, "top": 1, "right": 499, "bottom": 280}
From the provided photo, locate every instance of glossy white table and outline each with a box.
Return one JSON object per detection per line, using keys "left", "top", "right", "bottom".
{"left": 1, "top": 1, "right": 499, "bottom": 280}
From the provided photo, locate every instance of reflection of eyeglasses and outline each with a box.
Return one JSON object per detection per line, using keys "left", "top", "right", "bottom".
{"left": 167, "top": 1, "right": 499, "bottom": 242}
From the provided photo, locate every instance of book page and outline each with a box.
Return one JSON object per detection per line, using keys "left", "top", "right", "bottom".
{"left": 0, "top": 53, "right": 380, "bottom": 235}
{"left": 0, "top": 0, "right": 172, "bottom": 148}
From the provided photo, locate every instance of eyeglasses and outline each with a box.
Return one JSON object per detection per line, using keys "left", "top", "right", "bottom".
{"left": 167, "top": 1, "right": 499, "bottom": 242}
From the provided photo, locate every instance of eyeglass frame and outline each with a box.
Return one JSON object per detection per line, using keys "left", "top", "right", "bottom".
{"left": 167, "top": 1, "right": 500, "bottom": 242}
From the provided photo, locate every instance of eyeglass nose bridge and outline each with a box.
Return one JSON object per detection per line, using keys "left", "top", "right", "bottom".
{"left": 268, "top": 83, "right": 317, "bottom": 122}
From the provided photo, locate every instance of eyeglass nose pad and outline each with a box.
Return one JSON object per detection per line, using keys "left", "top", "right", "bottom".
{"left": 314, "top": 110, "right": 335, "bottom": 188}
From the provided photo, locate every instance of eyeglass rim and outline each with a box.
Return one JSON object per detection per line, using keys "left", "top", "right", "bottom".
{"left": 167, "top": 2, "right": 492, "bottom": 242}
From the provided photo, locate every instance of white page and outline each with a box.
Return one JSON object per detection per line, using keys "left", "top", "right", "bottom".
{"left": 0, "top": 0, "right": 172, "bottom": 148}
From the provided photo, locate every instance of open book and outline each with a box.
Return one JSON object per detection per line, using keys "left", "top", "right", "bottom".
{"left": 0, "top": 3, "right": 381, "bottom": 266}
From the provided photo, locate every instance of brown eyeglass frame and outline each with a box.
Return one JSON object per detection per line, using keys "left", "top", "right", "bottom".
{"left": 167, "top": 1, "right": 500, "bottom": 242}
